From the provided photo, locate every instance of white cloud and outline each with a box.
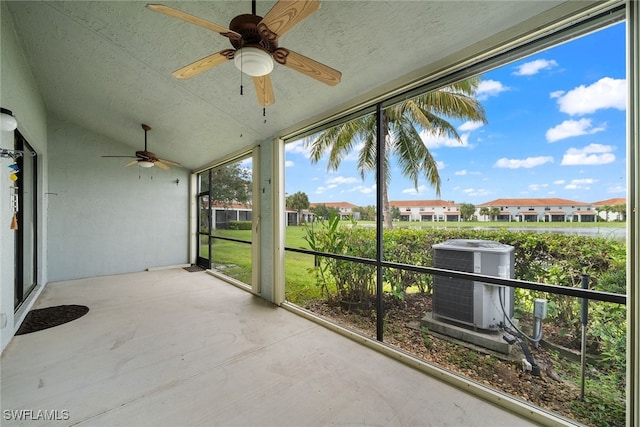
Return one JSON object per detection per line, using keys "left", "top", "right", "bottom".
{"left": 561, "top": 143, "right": 616, "bottom": 165}
{"left": 494, "top": 156, "right": 553, "bottom": 169}
{"left": 607, "top": 185, "right": 626, "bottom": 194}
{"left": 458, "top": 121, "right": 484, "bottom": 132}
{"left": 463, "top": 188, "right": 491, "bottom": 196}
{"left": 402, "top": 184, "right": 428, "bottom": 195}
{"left": 455, "top": 170, "right": 467, "bottom": 176}
{"left": 436, "top": 160, "right": 445, "bottom": 170}
{"left": 285, "top": 160, "right": 295, "bottom": 168}
{"left": 513, "top": 59, "right": 558, "bottom": 76}
{"left": 421, "top": 132, "right": 470, "bottom": 149}
{"left": 554, "top": 77, "right": 626, "bottom": 115}
{"left": 545, "top": 118, "right": 606, "bottom": 142}
{"left": 315, "top": 184, "right": 338, "bottom": 194}
{"left": 528, "top": 183, "right": 549, "bottom": 191}
{"left": 550, "top": 90, "right": 565, "bottom": 99}
{"left": 476, "top": 79, "right": 509, "bottom": 100}
{"left": 571, "top": 178, "right": 597, "bottom": 185}
{"left": 347, "top": 185, "right": 375, "bottom": 194}
{"left": 553, "top": 179, "right": 566, "bottom": 185}
{"left": 564, "top": 178, "right": 598, "bottom": 190}
{"left": 326, "top": 176, "right": 359, "bottom": 185}
{"left": 286, "top": 139, "right": 312, "bottom": 157}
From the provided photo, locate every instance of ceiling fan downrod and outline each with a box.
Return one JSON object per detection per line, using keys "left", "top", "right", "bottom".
{"left": 142, "top": 124, "right": 151, "bottom": 151}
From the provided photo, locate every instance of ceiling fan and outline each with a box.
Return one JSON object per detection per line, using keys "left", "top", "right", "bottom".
{"left": 102, "top": 124, "right": 181, "bottom": 170}
{"left": 146, "top": 0, "right": 342, "bottom": 106}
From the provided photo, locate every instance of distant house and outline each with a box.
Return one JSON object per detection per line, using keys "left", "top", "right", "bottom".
{"left": 593, "top": 197, "right": 626, "bottom": 221}
{"left": 476, "top": 198, "right": 597, "bottom": 222}
{"left": 389, "top": 200, "right": 460, "bottom": 222}
{"left": 309, "top": 202, "right": 360, "bottom": 221}
{"left": 204, "top": 201, "right": 253, "bottom": 229}
{"left": 285, "top": 208, "right": 315, "bottom": 226}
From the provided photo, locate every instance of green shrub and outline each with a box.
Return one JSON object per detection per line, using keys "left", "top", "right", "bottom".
{"left": 229, "top": 221, "right": 252, "bottom": 230}
{"left": 305, "top": 216, "right": 376, "bottom": 305}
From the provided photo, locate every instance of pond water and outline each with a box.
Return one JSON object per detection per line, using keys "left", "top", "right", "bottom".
{"left": 393, "top": 224, "right": 627, "bottom": 241}
{"left": 474, "top": 226, "right": 626, "bottom": 241}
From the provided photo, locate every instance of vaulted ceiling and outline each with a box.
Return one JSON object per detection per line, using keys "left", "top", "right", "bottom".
{"left": 5, "top": 1, "right": 602, "bottom": 170}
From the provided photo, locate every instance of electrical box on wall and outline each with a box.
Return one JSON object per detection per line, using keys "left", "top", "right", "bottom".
{"left": 432, "top": 239, "right": 515, "bottom": 330}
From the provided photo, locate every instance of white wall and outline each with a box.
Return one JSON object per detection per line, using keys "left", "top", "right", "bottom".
{"left": 2, "top": 2, "right": 190, "bottom": 352}
{"left": 46, "top": 117, "right": 190, "bottom": 281}
{"left": 1, "top": 2, "right": 49, "bottom": 352}
{"left": 258, "top": 138, "right": 276, "bottom": 303}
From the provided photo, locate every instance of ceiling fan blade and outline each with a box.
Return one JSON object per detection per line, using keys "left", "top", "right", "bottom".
{"left": 154, "top": 160, "right": 171, "bottom": 170}
{"left": 253, "top": 75, "right": 275, "bottom": 106}
{"left": 125, "top": 160, "right": 139, "bottom": 167}
{"left": 259, "top": 0, "right": 320, "bottom": 40}
{"left": 172, "top": 51, "right": 231, "bottom": 79}
{"left": 146, "top": 4, "right": 241, "bottom": 39}
{"left": 158, "top": 158, "right": 182, "bottom": 167}
{"left": 276, "top": 49, "right": 341, "bottom": 86}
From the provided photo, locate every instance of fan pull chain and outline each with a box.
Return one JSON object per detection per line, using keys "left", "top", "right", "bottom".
{"left": 239, "top": 52, "right": 244, "bottom": 96}
{"left": 263, "top": 83, "right": 267, "bottom": 123}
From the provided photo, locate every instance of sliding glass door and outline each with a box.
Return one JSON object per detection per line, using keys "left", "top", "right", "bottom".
{"left": 196, "top": 170, "right": 212, "bottom": 269}
{"left": 14, "top": 132, "right": 37, "bottom": 309}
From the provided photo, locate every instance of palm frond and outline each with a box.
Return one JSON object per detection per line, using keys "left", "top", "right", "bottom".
{"left": 306, "top": 77, "right": 485, "bottom": 203}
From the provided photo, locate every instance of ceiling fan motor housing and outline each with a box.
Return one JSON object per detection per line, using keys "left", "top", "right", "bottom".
{"left": 229, "top": 14, "right": 278, "bottom": 52}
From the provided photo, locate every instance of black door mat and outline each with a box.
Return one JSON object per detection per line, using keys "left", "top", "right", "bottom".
{"left": 16, "top": 305, "right": 89, "bottom": 335}
{"left": 183, "top": 265, "right": 206, "bottom": 272}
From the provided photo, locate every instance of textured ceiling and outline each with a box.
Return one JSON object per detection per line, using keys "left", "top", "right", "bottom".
{"left": 5, "top": 1, "right": 597, "bottom": 170}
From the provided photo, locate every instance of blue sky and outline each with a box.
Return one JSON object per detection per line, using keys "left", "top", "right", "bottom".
{"left": 284, "top": 22, "right": 627, "bottom": 206}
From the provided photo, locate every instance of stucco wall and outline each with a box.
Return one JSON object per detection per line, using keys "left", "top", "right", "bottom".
{"left": 46, "top": 118, "right": 190, "bottom": 281}
{"left": 1, "top": 2, "right": 49, "bottom": 352}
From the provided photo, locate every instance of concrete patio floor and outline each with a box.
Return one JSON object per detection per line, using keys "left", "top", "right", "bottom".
{"left": 1, "top": 269, "right": 539, "bottom": 426}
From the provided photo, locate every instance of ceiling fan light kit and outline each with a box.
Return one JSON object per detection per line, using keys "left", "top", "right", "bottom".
{"left": 146, "top": 0, "right": 341, "bottom": 106}
{"left": 234, "top": 47, "right": 274, "bottom": 77}
{"left": 1, "top": 108, "right": 18, "bottom": 132}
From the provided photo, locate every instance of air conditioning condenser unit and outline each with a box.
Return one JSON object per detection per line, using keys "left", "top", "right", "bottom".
{"left": 432, "top": 239, "right": 514, "bottom": 330}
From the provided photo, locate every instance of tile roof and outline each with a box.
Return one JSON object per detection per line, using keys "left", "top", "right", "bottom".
{"left": 209, "top": 202, "right": 252, "bottom": 209}
{"left": 304, "top": 197, "right": 625, "bottom": 210}
{"left": 477, "top": 198, "right": 589, "bottom": 207}
{"left": 592, "top": 197, "right": 626, "bottom": 206}
{"left": 309, "top": 201, "right": 358, "bottom": 209}
{"left": 389, "top": 199, "right": 457, "bottom": 207}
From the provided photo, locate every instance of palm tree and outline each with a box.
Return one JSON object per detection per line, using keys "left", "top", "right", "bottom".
{"left": 489, "top": 207, "right": 501, "bottom": 222}
{"left": 479, "top": 207, "right": 490, "bottom": 222}
{"left": 307, "top": 77, "right": 486, "bottom": 228}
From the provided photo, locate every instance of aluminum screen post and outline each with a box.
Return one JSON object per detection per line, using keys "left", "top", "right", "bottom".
{"left": 580, "top": 273, "right": 589, "bottom": 400}
{"left": 375, "top": 102, "right": 384, "bottom": 342}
